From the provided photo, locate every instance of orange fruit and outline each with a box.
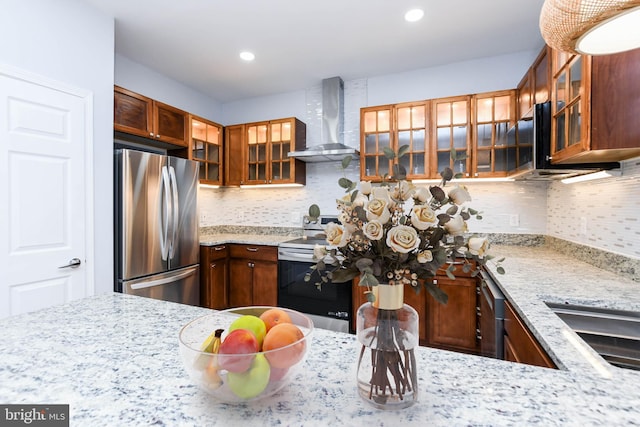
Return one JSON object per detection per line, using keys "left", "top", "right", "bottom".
{"left": 262, "top": 323, "right": 306, "bottom": 369}
{"left": 259, "top": 308, "right": 292, "bottom": 332}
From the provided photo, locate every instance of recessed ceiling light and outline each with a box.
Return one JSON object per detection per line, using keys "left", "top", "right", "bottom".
{"left": 404, "top": 8, "right": 424, "bottom": 22}
{"left": 239, "top": 51, "right": 255, "bottom": 61}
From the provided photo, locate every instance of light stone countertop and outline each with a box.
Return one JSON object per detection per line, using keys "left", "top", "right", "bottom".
{"left": 1, "top": 244, "right": 639, "bottom": 426}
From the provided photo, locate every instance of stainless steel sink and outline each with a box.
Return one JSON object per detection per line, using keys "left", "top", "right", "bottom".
{"left": 546, "top": 302, "right": 640, "bottom": 371}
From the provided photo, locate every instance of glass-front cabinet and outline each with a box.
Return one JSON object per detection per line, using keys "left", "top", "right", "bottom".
{"left": 190, "top": 115, "right": 223, "bottom": 185}
{"left": 361, "top": 106, "right": 393, "bottom": 180}
{"left": 472, "top": 90, "right": 515, "bottom": 177}
{"left": 432, "top": 96, "right": 471, "bottom": 178}
{"left": 244, "top": 117, "right": 306, "bottom": 185}
{"left": 360, "top": 102, "right": 429, "bottom": 181}
{"left": 550, "top": 50, "right": 588, "bottom": 162}
{"left": 396, "top": 102, "right": 429, "bottom": 179}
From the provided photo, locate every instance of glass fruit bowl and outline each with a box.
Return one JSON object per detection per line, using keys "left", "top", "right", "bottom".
{"left": 178, "top": 306, "right": 314, "bottom": 403}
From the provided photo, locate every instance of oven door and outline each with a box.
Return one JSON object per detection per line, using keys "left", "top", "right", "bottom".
{"left": 277, "top": 250, "right": 352, "bottom": 333}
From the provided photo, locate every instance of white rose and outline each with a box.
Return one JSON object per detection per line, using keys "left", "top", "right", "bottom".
{"left": 352, "top": 192, "right": 368, "bottom": 208}
{"left": 468, "top": 237, "right": 490, "bottom": 258}
{"left": 448, "top": 185, "right": 472, "bottom": 205}
{"left": 391, "top": 180, "right": 415, "bottom": 202}
{"left": 417, "top": 250, "right": 433, "bottom": 263}
{"left": 366, "top": 198, "right": 391, "bottom": 224}
{"left": 413, "top": 187, "right": 430, "bottom": 203}
{"left": 411, "top": 205, "right": 437, "bottom": 230}
{"left": 444, "top": 214, "right": 467, "bottom": 236}
{"left": 371, "top": 186, "right": 391, "bottom": 203}
{"left": 386, "top": 225, "right": 420, "bottom": 254}
{"left": 363, "top": 220, "right": 384, "bottom": 241}
{"left": 325, "top": 222, "right": 348, "bottom": 247}
{"left": 359, "top": 181, "right": 372, "bottom": 195}
{"left": 313, "top": 244, "right": 328, "bottom": 261}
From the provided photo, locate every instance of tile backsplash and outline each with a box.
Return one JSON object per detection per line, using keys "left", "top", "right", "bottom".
{"left": 547, "top": 157, "right": 640, "bottom": 259}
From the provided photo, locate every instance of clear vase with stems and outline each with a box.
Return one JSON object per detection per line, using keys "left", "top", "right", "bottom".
{"left": 356, "top": 283, "right": 419, "bottom": 409}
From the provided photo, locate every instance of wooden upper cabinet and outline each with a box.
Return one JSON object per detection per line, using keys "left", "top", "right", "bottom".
{"left": 361, "top": 105, "right": 393, "bottom": 181}
{"left": 472, "top": 90, "right": 516, "bottom": 178}
{"left": 243, "top": 117, "right": 305, "bottom": 186}
{"left": 432, "top": 95, "right": 472, "bottom": 178}
{"left": 114, "top": 86, "right": 188, "bottom": 147}
{"left": 114, "top": 86, "right": 153, "bottom": 136}
{"left": 360, "top": 102, "right": 430, "bottom": 182}
{"left": 190, "top": 115, "right": 223, "bottom": 185}
{"left": 224, "top": 124, "right": 245, "bottom": 186}
{"left": 550, "top": 47, "right": 640, "bottom": 164}
{"left": 517, "top": 69, "right": 533, "bottom": 120}
{"left": 533, "top": 46, "right": 550, "bottom": 105}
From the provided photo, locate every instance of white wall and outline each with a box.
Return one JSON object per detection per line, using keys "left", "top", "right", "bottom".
{"left": 1, "top": 0, "right": 115, "bottom": 294}
{"left": 115, "top": 54, "right": 223, "bottom": 123}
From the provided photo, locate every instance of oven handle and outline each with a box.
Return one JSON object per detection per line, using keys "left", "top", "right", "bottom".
{"left": 278, "top": 250, "right": 315, "bottom": 263}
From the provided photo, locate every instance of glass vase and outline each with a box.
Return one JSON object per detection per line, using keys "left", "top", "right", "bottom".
{"left": 356, "top": 283, "right": 419, "bottom": 409}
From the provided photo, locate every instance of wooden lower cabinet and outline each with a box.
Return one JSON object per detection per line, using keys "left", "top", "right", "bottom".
{"left": 351, "top": 274, "right": 477, "bottom": 350}
{"left": 427, "top": 275, "right": 480, "bottom": 354}
{"left": 200, "top": 245, "right": 229, "bottom": 309}
{"left": 504, "top": 300, "right": 557, "bottom": 369}
{"left": 228, "top": 244, "right": 278, "bottom": 307}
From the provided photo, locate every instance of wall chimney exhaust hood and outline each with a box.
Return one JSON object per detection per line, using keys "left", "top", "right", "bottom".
{"left": 288, "top": 77, "right": 359, "bottom": 162}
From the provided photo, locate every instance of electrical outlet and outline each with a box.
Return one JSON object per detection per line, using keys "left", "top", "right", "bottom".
{"left": 509, "top": 214, "right": 519, "bottom": 227}
{"left": 579, "top": 217, "right": 587, "bottom": 235}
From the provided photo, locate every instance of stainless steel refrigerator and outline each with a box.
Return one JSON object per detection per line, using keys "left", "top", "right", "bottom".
{"left": 114, "top": 148, "right": 200, "bottom": 306}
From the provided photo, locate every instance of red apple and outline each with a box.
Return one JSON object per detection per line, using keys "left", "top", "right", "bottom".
{"left": 218, "top": 329, "right": 259, "bottom": 373}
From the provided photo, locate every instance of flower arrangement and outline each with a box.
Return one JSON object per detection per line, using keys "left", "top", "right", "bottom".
{"left": 306, "top": 145, "right": 504, "bottom": 304}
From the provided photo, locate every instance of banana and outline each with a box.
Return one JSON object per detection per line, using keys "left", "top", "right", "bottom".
{"left": 194, "top": 328, "right": 224, "bottom": 371}
{"left": 202, "top": 329, "right": 224, "bottom": 390}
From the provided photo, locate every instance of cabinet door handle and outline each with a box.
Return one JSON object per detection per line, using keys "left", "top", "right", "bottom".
{"left": 246, "top": 247, "right": 259, "bottom": 252}
{"left": 149, "top": 132, "right": 155, "bottom": 137}
{"left": 214, "top": 246, "right": 226, "bottom": 251}
{"left": 247, "top": 262, "right": 254, "bottom": 268}
{"left": 210, "top": 263, "right": 217, "bottom": 268}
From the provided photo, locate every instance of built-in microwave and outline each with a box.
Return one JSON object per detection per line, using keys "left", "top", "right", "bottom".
{"left": 506, "top": 102, "right": 619, "bottom": 180}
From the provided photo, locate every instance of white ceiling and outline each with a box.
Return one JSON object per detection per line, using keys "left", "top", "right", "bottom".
{"left": 82, "top": 0, "right": 546, "bottom": 103}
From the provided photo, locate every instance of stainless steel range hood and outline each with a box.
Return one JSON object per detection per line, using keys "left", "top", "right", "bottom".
{"left": 288, "top": 77, "right": 359, "bottom": 162}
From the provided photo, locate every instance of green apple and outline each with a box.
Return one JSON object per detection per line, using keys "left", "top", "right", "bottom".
{"left": 228, "top": 315, "right": 267, "bottom": 349}
{"left": 227, "top": 353, "right": 271, "bottom": 399}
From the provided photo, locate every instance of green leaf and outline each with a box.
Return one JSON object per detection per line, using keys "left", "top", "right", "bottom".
{"left": 450, "top": 147, "right": 457, "bottom": 161}
{"left": 338, "top": 177, "right": 353, "bottom": 189}
{"left": 397, "top": 144, "right": 410, "bottom": 158}
{"left": 341, "top": 155, "right": 352, "bottom": 169}
{"left": 425, "top": 281, "right": 448, "bottom": 305}
{"left": 440, "top": 167, "right": 454, "bottom": 181}
{"left": 331, "top": 268, "right": 359, "bottom": 283}
{"left": 496, "top": 266, "right": 505, "bottom": 275}
{"left": 365, "top": 291, "right": 376, "bottom": 303}
{"left": 350, "top": 190, "right": 359, "bottom": 203}
{"left": 383, "top": 146, "right": 396, "bottom": 159}
{"left": 454, "top": 172, "right": 464, "bottom": 179}
{"left": 468, "top": 208, "right": 478, "bottom": 215}
{"left": 308, "top": 204, "right": 320, "bottom": 220}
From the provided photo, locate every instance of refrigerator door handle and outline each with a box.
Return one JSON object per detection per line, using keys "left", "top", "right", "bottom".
{"left": 160, "top": 165, "right": 171, "bottom": 261}
{"left": 168, "top": 165, "right": 180, "bottom": 260}
{"left": 129, "top": 266, "right": 197, "bottom": 290}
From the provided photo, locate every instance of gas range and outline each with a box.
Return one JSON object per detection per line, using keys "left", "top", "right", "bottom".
{"left": 278, "top": 215, "right": 337, "bottom": 253}
{"left": 276, "top": 215, "right": 352, "bottom": 333}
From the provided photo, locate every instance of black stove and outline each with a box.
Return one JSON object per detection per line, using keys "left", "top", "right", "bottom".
{"left": 277, "top": 215, "right": 352, "bottom": 333}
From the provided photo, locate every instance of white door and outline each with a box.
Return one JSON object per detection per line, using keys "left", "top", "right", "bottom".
{"left": 0, "top": 66, "right": 93, "bottom": 318}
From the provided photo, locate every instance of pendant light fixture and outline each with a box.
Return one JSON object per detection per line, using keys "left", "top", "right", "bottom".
{"left": 539, "top": 0, "right": 640, "bottom": 55}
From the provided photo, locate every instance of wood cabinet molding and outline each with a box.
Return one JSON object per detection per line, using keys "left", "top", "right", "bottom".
{"left": 504, "top": 300, "right": 556, "bottom": 369}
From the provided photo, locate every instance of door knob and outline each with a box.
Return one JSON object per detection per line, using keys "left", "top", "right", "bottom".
{"left": 58, "top": 258, "right": 82, "bottom": 269}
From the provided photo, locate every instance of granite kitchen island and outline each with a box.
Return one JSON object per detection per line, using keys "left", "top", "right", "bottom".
{"left": 1, "top": 244, "right": 640, "bottom": 426}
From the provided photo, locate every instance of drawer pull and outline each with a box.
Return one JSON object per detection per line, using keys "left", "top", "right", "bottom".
{"left": 214, "top": 246, "right": 226, "bottom": 251}
{"left": 246, "top": 247, "right": 259, "bottom": 252}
